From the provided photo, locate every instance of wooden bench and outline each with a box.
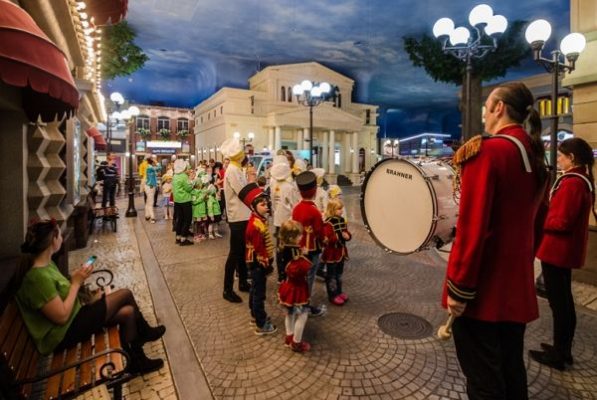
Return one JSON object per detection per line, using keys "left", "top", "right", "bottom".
{"left": 0, "top": 270, "right": 133, "bottom": 400}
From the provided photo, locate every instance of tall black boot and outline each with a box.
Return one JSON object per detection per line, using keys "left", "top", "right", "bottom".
{"left": 136, "top": 312, "right": 166, "bottom": 344}
{"left": 126, "top": 344, "right": 164, "bottom": 374}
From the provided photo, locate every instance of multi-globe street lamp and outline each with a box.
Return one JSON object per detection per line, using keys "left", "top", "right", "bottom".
{"left": 525, "top": 20, "right": 586, "bottom": 181}
{"left": 233, "top": 131, "right": 255, "bottom": 151}
{"left": 293, "top": 80, "right": 334, "bottom": 166}
{"left": 106, "top": 92, "right": 140, "bottom": 218}
{"left": 433, "top": 4, "right": 508, "bottom": 141}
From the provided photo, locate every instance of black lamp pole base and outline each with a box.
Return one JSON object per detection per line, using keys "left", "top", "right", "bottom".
{"left": 125, "top": 191, "right": 137, "bottom": 218}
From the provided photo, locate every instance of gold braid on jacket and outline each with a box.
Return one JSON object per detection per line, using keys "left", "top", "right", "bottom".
{"left": 452, "top": 134, "right": 484, "bottom": 201}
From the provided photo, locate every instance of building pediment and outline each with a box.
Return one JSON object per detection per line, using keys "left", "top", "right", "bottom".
{"left": 266, "top": 103, "right": 363, "bottom": 132}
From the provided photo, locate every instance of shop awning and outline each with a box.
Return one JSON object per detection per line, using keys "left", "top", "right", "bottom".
{"left": 86, "top": 127, "right": 107, "bottom": 150}
{"left": 86, "top": 126, "right": 101, "bottom": 138}
{"left": 0, "top": 0, "right": 79, "bottom": 122}
{"left": 87, "top": 0, "right": 128, "bottom": 26}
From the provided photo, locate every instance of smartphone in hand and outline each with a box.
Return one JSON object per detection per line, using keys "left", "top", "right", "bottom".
{"left": 85, "top": 255, "right": 97, "bottom": 267}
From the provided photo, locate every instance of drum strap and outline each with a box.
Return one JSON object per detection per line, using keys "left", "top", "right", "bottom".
{"left": 489, "top": 135, "right": 532, "bottom": 173}
{"left": 550, "top": 172, "right": 593, "bottom": 200}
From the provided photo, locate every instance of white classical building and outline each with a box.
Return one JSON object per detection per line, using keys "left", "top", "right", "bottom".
{"left": 194, "top": 62, "right": 379, "bottom": 183}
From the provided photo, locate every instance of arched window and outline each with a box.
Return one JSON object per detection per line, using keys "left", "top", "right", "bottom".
{"left": 287, "top": 87, "right": 292, "bottom": 102}
{"left": 281, "top": 86, "right": 286, "bottom": 102}
{"left": 177, "top": 118, "right": 189, "bottom": 131}
{"left": 157, "top": 117, "right": 170, "bottom": 130}
{"left": 136, "top": 115, "right": 149, "bottom": 129}
{"left": 337, "top": 93, "right": 342, "bottom": 108}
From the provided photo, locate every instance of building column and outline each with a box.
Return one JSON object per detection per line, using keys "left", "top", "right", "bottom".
{"left": 322, "top": 130, "right": 328, "bottom": 170}
{"left": 297, "top": 129, "right": 303, "bottom": 150}
{"left": 344, "top": 132, "right": 351, "bottom": 173}
{"left": 274, "top": 126, "right": 281, "bottom": 151}
{"left": 328, "top": 130, "right": 335, "bottom": 174}
{"left": 352, "top": 132, "right": 359, "bottom": 173}
{"left": 268, "top": 127, "right": 274, "bottom": 151}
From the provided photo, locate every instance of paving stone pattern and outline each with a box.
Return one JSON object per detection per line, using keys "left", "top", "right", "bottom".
{"left": 70, "top": 214, "right": 177, "bottom": 400}
{"left": 140, "top": 187, "right": 597, "bottom": 399}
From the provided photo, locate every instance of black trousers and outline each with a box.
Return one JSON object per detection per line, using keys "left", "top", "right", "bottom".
{"left": 174, "top": 202, "right": 192, "bottom": 238}
{"left": 153, "top": 186, "right": 159, "bottom": 207}
{"left": 102, "top": 182, "right": 116, "bottom": 207}
{"left": 248, "top": 263, "right": 268, "bottom": 327}
{"left": 541, "top": 261, "right": 576, "bottom": 360}
{"left": 453, "top": 316, "right": 528, "bottom": 400}
{"left": 223, "top": 220, "right": 248, "bottom": 292}
{"left": 325, "top": 261, "right": 344, "bottom": 300}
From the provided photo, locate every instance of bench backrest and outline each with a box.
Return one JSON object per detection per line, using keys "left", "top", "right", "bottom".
{"left": 0, "top": 302, "right": 38, "bottom": 399}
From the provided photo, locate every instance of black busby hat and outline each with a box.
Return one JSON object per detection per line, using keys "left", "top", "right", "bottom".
{"left": 295, "top": 171, "right": 317, "bottom": 199}
{"left": 238, "top": 182, "right": 267, "bottom": 209}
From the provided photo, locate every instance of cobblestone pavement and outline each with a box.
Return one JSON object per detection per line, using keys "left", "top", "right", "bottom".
{"left": 70, "top": 210, "right": 177, "bottom": 400}
{"left": 139, "top": 188, "right": 597, "bottom": 399}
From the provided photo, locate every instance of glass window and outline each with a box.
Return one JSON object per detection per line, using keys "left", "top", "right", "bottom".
{"left": 338, "top": 93, "right": 342, "bottom": 108}
{"left": 136, "top": 115, "right": 149, "bottom": 129}
{"left": 287, "top": 87, "right": 292, "bottom": 102}
{"left": 365, "top": 109, "right": 371, "bottom": 125}
{"left": 177, "top": 118, "right": 189, "bottom": 131}
{"left": 281, "top": 86, "right": 286, "bottom": 102}
{"left": 157, "top": 117, "right": 170, "bottom": 130}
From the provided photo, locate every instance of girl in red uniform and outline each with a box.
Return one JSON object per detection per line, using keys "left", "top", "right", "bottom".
{"left": 529, "top": 137, "right": 595, "bottom": 370}
{"left": 277, "top": 220, "right": 312, "bottom": 353}
{"left": 322, "top": 199, "right": 352, "bottom": 305}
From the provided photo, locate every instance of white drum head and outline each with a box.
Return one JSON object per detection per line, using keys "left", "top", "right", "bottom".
{"left": 361, "top": 159, "right": 435, "bottom": 254}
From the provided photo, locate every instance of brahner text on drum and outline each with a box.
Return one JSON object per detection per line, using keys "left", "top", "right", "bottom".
{"left": 386, "top": 168, "right": 413, "bottom": 180}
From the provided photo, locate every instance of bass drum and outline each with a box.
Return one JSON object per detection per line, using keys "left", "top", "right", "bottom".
{"left": 360, "top": 158, "right": 458, "bottom": 255}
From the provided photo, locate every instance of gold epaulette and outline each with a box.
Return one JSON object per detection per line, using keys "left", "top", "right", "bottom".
{"left": 253, "top": 217, "right": 266, "bottom": 233}
{"left": 453, "top": 134, "right": 484, "bottom": 167}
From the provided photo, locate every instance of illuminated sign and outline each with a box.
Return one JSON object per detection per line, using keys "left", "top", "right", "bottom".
{"left": 146, "top": 141, "right": 182, "bottom": 149}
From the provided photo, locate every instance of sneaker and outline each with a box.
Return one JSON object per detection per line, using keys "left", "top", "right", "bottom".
{"left": 150, "top": 219, "right": 156, "bottom": 224}
{"left": 255, "top": 321, "right": 277, "bottom": 336}
{"left": 223, "top": 291, "right": 242, "bottom": 303}
{"left": 179, "top": 239, "right": 194, "bottom": 246}
{"left": 331, "top": 295, "right": 345, "bottom": 306}
{"left": 310, "top": 305, "right": 327, "bottom": 317}
{"left": 291, "top": 340, "right": 311, "bottom": 353}
{"left": 284, "top": 334, "right": 294, "bottom": 347}
{"left": 175, "top": 238, "right": 181, "bottom": 244}
{"left": 214, "top": 232, "right": 223, "bottom": 238}
{"left": 194, "top": 235, "right": 205, "bottom": 243}
{"left": 208, "top": 233, "right": 216, "bottom": 240}
{"left": 339, "top": 293, "right": 349, "bottom": 302}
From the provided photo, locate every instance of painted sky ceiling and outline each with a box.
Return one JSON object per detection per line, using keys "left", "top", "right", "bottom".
{"left": 106, "top": 0, "right": 570, "bottom": 137}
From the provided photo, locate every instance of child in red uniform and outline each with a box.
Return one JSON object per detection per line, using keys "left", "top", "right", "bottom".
{"left": 239, "top": 182, "right": 277, "bottom": 335}
{"left": 529, "top": 137, "right": 596, "bottom": 370}
{"left": 322, "top": 199, "right": 351, "bottom": 305}
{"left": 292, "top": 171, "right": 326, "bottom": 317}
{"left": 278, "top": 220, "right": 312, "bottom": 353}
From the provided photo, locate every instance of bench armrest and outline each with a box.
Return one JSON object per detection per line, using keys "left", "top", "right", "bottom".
{"left": 14, "top": 348, "right": 131, "bottom": 386}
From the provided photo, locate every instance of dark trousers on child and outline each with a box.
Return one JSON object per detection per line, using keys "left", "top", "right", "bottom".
{"left": 541, "top": 261, "right": 576, "bottom": 360}
{"left": 325, "top": 262, "right": 344, "bottom": 300}
{"left": 452, "top": 316, "right": 528, "bottom": 400}
{"left": 248, "top": 263, "right": 268, "bottom": 327}
{"left": 223, "top": 220, "right": 249, "bottom": 293}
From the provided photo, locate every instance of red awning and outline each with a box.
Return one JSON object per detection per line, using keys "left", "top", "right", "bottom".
{"left": 0, "top": 0, "right": 79, "bottom": 122}
{"left": 86, "top": 126, "right": 102, "bottom": 138}
{"left": 94, "top": 134, "right": 107, "bottom": 151}
{"left": 87, "top": 0, "right": 128, "bottom": 26}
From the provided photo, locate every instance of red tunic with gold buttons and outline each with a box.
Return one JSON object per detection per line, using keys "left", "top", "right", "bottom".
{"left": 245, "top": 213, "right": 274, "bottom": 268}
{"left": 292, "top": 200, "right": 324, "bottom": 253}
{"left": 537, "top": 167, "right": 593, "bottom": 269}
{"left": 278, "top": 251, "right": 312, "bottom": 307}
{"left": 322, "top": 216, "right": 351, "bottom": 263}
{"left": 442, "top": 125, "right": 547, "bottom": 323}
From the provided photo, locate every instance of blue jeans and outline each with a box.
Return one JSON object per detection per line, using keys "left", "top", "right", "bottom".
{"left": 248, "top": 263, "right": 268, "bottom": 327}
{"left": 306, "top": 252, "right": 321, "bottom": 296}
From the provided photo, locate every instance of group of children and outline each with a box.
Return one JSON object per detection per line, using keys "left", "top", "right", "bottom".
{"left": 239, "top": 154, "right": 352, "bottom": 353}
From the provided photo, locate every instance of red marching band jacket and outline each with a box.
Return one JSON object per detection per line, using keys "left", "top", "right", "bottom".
{"left": 321, "top": 216, "right": 352, "bottom": 263}
{"left": 292, "top": 200, "right": 324, "bottom": 253}
{"left": 245, "top": 213, "right": 274, "bottom": 268}
{"left": 442, "top": 125, "right": 547, "bottom": 323}
{"left": 536, "top": 167, "right": 594, "bottom": 269}
{"left": 278, "top": 249, "right": 312, "bottom": 307}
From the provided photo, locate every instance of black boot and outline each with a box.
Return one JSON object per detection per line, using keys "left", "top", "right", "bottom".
{"left": 126, "top": 344, "right": 164, "bottom": 374}
{"left": 136, "top": 313, "right": 166, "bottom": 344}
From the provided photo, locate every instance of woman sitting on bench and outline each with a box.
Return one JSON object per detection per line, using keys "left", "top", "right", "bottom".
{"left": 15, "top": 219, "right": 166, "bottom": 374}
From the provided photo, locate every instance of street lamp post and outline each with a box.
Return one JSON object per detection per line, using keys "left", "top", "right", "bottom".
{"left": 433, "top": 5, "right": 508, "bottom": 141}
{"left": 233, "top": 131, "right": 254, "bottom": 154}
{"left": 525, "top": 20, "right": 586, "bottom": 181}
{"left": 106, "top": 92, "right": 140, "bottom": 217}
{"left": 293, "top": 80, "right": 334, "bottom": 167}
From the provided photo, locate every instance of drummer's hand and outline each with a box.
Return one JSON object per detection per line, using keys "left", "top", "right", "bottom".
{"left": 447, "top": 296, "right": 466, "bottom": 317}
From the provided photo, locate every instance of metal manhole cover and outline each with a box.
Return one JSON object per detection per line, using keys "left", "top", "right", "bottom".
{"left": 378, "top": 312, "right": 433, "bottom": 339}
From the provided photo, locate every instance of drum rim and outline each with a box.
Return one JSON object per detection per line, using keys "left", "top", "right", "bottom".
{"left": 360, "top": 158, "right": 439, "bottom": 255}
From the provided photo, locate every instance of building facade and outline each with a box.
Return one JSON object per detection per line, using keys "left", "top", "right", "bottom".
{"left": 130, "top": 105, "right": 195, "bottom": 167}
{"left": 194, "top": 62, "right": 379, "bottom": 183}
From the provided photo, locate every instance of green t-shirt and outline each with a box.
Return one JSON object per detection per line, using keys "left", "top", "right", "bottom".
{"left": 15, "top": 262, "right": 82, "bottom": 355}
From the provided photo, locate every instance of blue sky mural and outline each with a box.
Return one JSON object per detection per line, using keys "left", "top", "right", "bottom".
{"left": 106, "top": 0, "right": 570, "bottom": 138}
